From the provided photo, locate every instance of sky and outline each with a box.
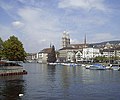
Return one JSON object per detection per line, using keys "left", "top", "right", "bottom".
{"left": 0, "top": 0, "right": 120, "bottom": 52}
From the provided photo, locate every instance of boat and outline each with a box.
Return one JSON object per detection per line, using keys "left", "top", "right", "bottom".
{"left": 48, "top": 62, "right": 57, "bottom": 65}
{"left": 0, "top": 61, "right": 27, "bottom": 76}
{"left": 85, "top": 65, "right": 93, "bottom": 69}
{"left": 61, "top": 63, "right": 80, "bottom": 66}
{"left": 106, "top": 64, "right": 120, "bottom": 71}
{"left": 111, "top": 64, "right": 120, "bottom": 71}
{"left": 105, "top": 66, "right": 111, "bottom": 70}
{"left": 111, "top": 66, "right": 120, "bottom": 70}
{"left": 89, "top": 64, "right": 106, "bottom": 70}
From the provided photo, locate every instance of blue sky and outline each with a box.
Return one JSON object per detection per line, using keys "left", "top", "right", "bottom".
{"left": 0, "top": 0, "right": 120, "bottom": 52}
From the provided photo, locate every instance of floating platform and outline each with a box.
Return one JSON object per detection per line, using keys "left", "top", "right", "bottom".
{"left": 0, "top": 61, "right": 27, "bottom": 76}
{"left": 0, "top": 70, "right": 27, "bottom": 76}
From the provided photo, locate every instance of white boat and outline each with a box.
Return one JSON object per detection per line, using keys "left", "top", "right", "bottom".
{"left": 89, "top": 64, "right": 106, "bottom": 70}
{"left": 111, "top": 66, "right": 120, "bottom": 70}
{"left": 105, "top": 66, "right": 111, "bottom": 70}
{"left": 108, "top": 64, "right": 120, "bottom": 71}
{"left": 85, "top": 65, "right": 93, "bottom": 69}
{"left": 61, "top": 63, "right": 79, "bottom": 66}
{"left": 48, "top": 62, "right": 57, "bottom": 65}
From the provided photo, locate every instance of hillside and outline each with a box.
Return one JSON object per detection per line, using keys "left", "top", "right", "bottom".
{"left": 90, "top": 40, "right": 120, "bottom": 46}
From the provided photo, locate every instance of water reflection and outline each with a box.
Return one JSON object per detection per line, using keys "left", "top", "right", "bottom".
{"left": 1, "top": 63, "right": 120, "bottom": 100}
{"left": 46, "top": 65, "right": 56, "bottom": 89}
{"left": 47, "top": 65, "right": 56, "bottom": 77}
{"left": 0, "top": 75, "right": 26, "bottom": 100}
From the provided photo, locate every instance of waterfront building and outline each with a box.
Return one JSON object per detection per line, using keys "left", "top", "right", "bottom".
{"left": 58, "top": 47, "right": 74, "bottom": 62}
{"left": 102, "top": 49, "right": 115, "bottom": 58}
{"left": 58, "top": 46, "right": 83, "bottom": 62}
{"left": 59, "top": 32, "right": 88, "bottom": 62}
{"left": 115, "top": 47, "right": 120, "bottom": 57}
{"left": 82, "top": 47, "right": 101, "bottom": 61}
{"left": 37, "top": 48, "right": 52, "bottom": 63}
{"left": 75, "top": 51, "right": 83, "bottom": 62}
{"left": 26, "top": 53, "right": 38, "bottom": 62}
{"left": 67, "top": 50, "right": 76, "bottom": 62}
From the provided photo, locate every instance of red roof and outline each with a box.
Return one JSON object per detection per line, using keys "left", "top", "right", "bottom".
{"left": 39, "top": 48, "right": 52, "bottom": 53}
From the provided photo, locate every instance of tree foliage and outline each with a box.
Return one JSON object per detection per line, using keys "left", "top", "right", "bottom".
{"left": 47, "top": 45, "right": 56, "bottom": 63}
{"left": 93, "top": 56, "right": 109, "bottom": 63}
{"left": 0, "top": 37, "right": 3, "bottom": 60}
{"left": 3, "top": 36, "right": 26, "bottom": 61}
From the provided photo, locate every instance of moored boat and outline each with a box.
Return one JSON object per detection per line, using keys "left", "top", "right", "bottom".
{"left": 61, "top": 63, "right": 80, "bottom": 66}
{"left": 111, "top": 64, "right": 120, "bottom": 71}
{"left": 0, "top": 61, "right": 27, "bottom": 76}
{"left": 85, "top": 65, "right": 93, "bottom": 69}
{"left": 111, "top": 66, "right": 120, "bottom": 70}
{"left": 89, "top": 64, "right": 106, "bottom": 70}
{"left": 106, "top": 64, "right": 120, "bottom": 71}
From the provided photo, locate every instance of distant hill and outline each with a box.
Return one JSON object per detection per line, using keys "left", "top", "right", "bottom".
{"left": 89, "top": 40, "right": 120, "bottom": 47}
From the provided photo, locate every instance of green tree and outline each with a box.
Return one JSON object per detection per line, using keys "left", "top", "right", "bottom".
{"left": 47, "top": 45, "right": 56, "bottom": 63}
{"left": 0, "top": 37, "right": 3, "bottom": 60}
{"left": 94, "top": 56, "right": 108, "bottom": 63}
{"left": 3, "top": 36, "right": 26, "bottom": 61}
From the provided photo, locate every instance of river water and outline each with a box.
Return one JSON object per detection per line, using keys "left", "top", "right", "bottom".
{"left": 0, "top": 63, "right": 120, "bottom": 100}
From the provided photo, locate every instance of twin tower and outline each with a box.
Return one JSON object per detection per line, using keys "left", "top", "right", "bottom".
{"left": 61, "top": 31, "right": 87, "bottom": 48}
{"left": 62, "top": 31, "right": 70, "bottom": 48}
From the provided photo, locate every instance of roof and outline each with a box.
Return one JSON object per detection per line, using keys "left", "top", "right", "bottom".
{"left": 115, "top": 47, "right": 120, "bottom": 50}
{"left": 102, "top": 49, "right": 114, "bottom": 52}
{"left": 59, "top": 47, "right": 75, "bottom": 50}
{"left": 39, "top": 48, "right": 52, "bottom": 53}
{"left": 70, "top": 44, "right": 85, "bottom": 48}
{"left": 70, "top": 44, "right": 85, "bottom": 46}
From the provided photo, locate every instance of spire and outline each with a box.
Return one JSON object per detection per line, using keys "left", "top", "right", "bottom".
{"left": 50, "top": 42, "right": 52, "bottom": 48}
{"left": 84, "top": 34, "right": 87, "bottom": 47}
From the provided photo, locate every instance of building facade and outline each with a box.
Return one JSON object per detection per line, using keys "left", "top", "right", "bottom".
{"left": 75, "top": 51, "right": 83, "bottom": 62}
{"left": 37, "top": 48, "right": 52, "bottom": 63}
{"left": 82, "top": 47, "right": 101, "bottom": 61}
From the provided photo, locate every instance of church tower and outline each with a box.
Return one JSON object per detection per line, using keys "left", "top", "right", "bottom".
{"left": 84, "top": 34, "right": 87, "bottom": 48}
{"left": 62, "top": 31, "right": 70, "bottom": 48}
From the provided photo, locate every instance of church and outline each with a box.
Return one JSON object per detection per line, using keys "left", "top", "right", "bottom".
{"left": 58, "top": 31, "right": 88, "bottom": 62}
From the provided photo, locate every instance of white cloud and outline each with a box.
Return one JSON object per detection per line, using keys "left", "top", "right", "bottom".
{"left": 12, "top": 21, "right": 24, "bottom": 28}
{"left": 16, "top": 7, "right": 61, "bottom": 52}
{"left": 58, "top": 0, "right": 106, "bottom": 11}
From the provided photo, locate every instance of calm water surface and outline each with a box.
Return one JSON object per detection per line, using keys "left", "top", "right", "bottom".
{"left": 0, "top": 63, "right": 120, "bottom": 100}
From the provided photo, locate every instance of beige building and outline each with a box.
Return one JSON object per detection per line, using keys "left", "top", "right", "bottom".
{"left": 58, "top": 47, "right": 74, "bottom": 62}
{"left": 37, "top": 48, "right": 52, "bottom": 63}
{"left": 58, "top": 47, "right": 83, "bottom": 62}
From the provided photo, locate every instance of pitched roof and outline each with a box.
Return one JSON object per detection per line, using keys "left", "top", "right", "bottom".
{"left": 59, "top": 47, "right": 74, "bottom": 50}
{"left": 39, "top": 48, "right": 52, "bottom": 53}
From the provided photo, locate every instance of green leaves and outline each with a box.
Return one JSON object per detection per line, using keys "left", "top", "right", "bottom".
{"left": 0, "top": 37, "right": 3, "bottom": 60}
{"left": 47, "top": 45, "right": 56, "bottom": 63}
{"left": 3, "top": 36, "right": 26, "bottom": 61}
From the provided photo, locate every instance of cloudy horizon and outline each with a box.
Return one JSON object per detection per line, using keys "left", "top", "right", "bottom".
{"left": 0, "top": 0, "right": 120, "bottom": 52}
